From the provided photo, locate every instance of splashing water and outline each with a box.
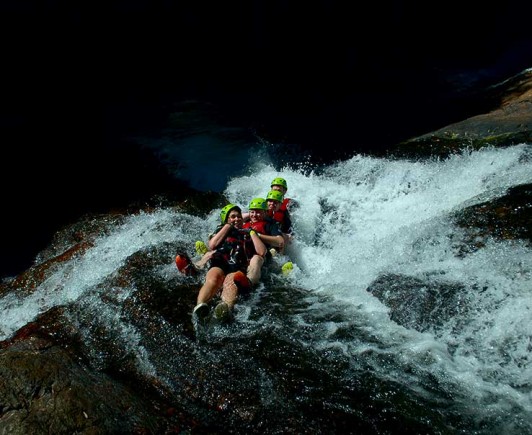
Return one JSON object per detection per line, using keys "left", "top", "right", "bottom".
{"left": 1, "top": 144, "right": 532, "bottom": 432}
{"left": 225, "top": 144, "right": 532, "bottom": 429}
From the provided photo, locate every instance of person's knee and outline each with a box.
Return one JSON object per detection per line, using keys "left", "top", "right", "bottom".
{"left": 222, "top": 273, "right": 235, "bottom": 288}
{"left": 206, "top": 272, "right": 224, "bottom": 288}
{"left": 222, "top": 273, "right": 239, "bottom": 297}
{"left": 250, "top": 255, "right": 264, "bottom": 267}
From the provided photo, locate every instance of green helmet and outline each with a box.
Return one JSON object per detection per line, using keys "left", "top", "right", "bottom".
{"left": 271, "top": 177, "right": 288, "bottom": 190}
{"left": 266, "top": 190, "right": 284, "bottom": 203}
{"left": 220, "top": 203, "right": 241, "bottom": 224}
{"left": 248, "top": 197, "right": 267, "bottom": 211}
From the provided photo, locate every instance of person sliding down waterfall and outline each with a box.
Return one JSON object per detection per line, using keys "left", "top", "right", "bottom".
{"left": 242, "top": 177, "right": 296, "bottom": 223}
{"left": 185, "top": 192, "right": 293, "bottom": 277}
{"left": 192, "top": 202, "right": 267, "bottom": 323}
{"left": 179, "top": 180, "right": 292, "bottom": 276}
{"left": 208, "top": 198, "right": 284, "bottom": 320}
{"left": 265, "top": 189, "right": 293, "bottom": 253}
{"left": 240, "top": 177, "right": 295, "bottom": 266}
{"left": 270, "top": 176, "right": 297, "bottom": 215}
{"left": 242, "top": 197, "right": 285, "bottom": 258}
{"left": 264, "top": 189, "right": 295, "bottom": 275}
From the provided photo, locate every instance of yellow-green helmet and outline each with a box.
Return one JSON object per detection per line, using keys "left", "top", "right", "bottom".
{"left": 248, "top": 197, "right": 267, "bottom": 210}
{"left": 270, "top": 177, "right": 287, "bottom": 190}
{"left": 220, "top": 203, "right": 241, "bottom": 224}
{"left": 266, "top": 190, "right": 284, "bottom": 203}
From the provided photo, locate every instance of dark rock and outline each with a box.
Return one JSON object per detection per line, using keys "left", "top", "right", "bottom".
{"left": 0, "top": 330, "right": 190, "bottom": 434}
{"left": 390, "top": 69, "right": 532, "bottom": 159}
{"left": 453, "top": 183, "right": 532, "bottom": 252}
{"left": 367, "top": 274, "right": 470, "bottom": 333}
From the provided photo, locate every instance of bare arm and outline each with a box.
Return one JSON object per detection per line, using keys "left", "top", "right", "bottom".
{"left": 250, "top": 230, "right": 267, "bottom": 257}
{"left": 208, "top": 224, "right": 232, "bottom": 250}
{"left": 256, "top": 233, "right": 284, "bottom": 250}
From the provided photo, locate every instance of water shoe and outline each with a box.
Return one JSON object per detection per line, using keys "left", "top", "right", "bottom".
{"left": 213, "top": 301, "right": 231, "bottom": 322}
{"left": 175, "top": 253, "right": 198, "bottom": 276}
{"left": 195, "top": 241, "right": 208, "bottom": 256}
{"left": 193, "top": 302, "right": 210, "bottom": 320}
{"left": 281, "top": 261, "right": 293, "bottom": 275}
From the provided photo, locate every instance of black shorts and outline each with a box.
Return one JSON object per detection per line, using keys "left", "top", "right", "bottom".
{"left": 207, "top": 253, "right": 246, "bottom": 275}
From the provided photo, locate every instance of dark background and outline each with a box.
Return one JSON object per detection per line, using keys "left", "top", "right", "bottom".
{"left": 2, "top": 1, "right": 531, "bottom": 278}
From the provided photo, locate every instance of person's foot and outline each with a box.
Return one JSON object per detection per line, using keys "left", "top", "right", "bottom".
{"left": 175, "top": 253, "right": 198, "bottom": 276}
{"left": 213, "top": 301, "right": 231, "bottom": 322}
{"left": 195, "top": 241, "right": 208, "bottom": 256}
{"left": 192, "top": 302, "right": 210, "bottom": 320}
{"left": 281, "top": 261, "right": 293, "bottom": 275}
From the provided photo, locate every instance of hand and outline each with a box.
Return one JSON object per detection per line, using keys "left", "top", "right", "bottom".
{"left": 227, "top": 225, "right": 240, "bottom": 237}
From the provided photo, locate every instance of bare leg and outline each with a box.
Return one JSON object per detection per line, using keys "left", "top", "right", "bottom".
{"left": 217, "top": 255, "right": 265, "bottom": 311}
{"left": 194, "top": 251, "right": 214, "bottom": 269}
{"left": 246, "top": 254, "right": 264, "bottom": 286}
{"left": 196, "top": 267, "right": 224, "bottom": 305}
{"left": 220, "top": 272, "right": 239, "bottom": 309}
{"left": 220, "top": 268, "right": 254, "bottom": 309}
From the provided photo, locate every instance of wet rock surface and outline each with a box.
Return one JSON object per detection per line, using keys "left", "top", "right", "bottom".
{"left": 391, "top": 70, "right": 532, "bottom": 159}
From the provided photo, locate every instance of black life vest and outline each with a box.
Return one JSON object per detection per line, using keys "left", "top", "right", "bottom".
{"left": 212, "top": 226, "right": 254, "bottom": 268}
{"left": 269, "top": 207, "right": 292, "bottom": 234}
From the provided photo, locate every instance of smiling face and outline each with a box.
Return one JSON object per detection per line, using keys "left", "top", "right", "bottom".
{"left": 249, "top": 208, "right": 265, "bottom": 223}
{"left": 227, "top": 209, "right": 243, "bottom": 228}
{"left": 267, "top": 198, "right": 280, "bottom": 214}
